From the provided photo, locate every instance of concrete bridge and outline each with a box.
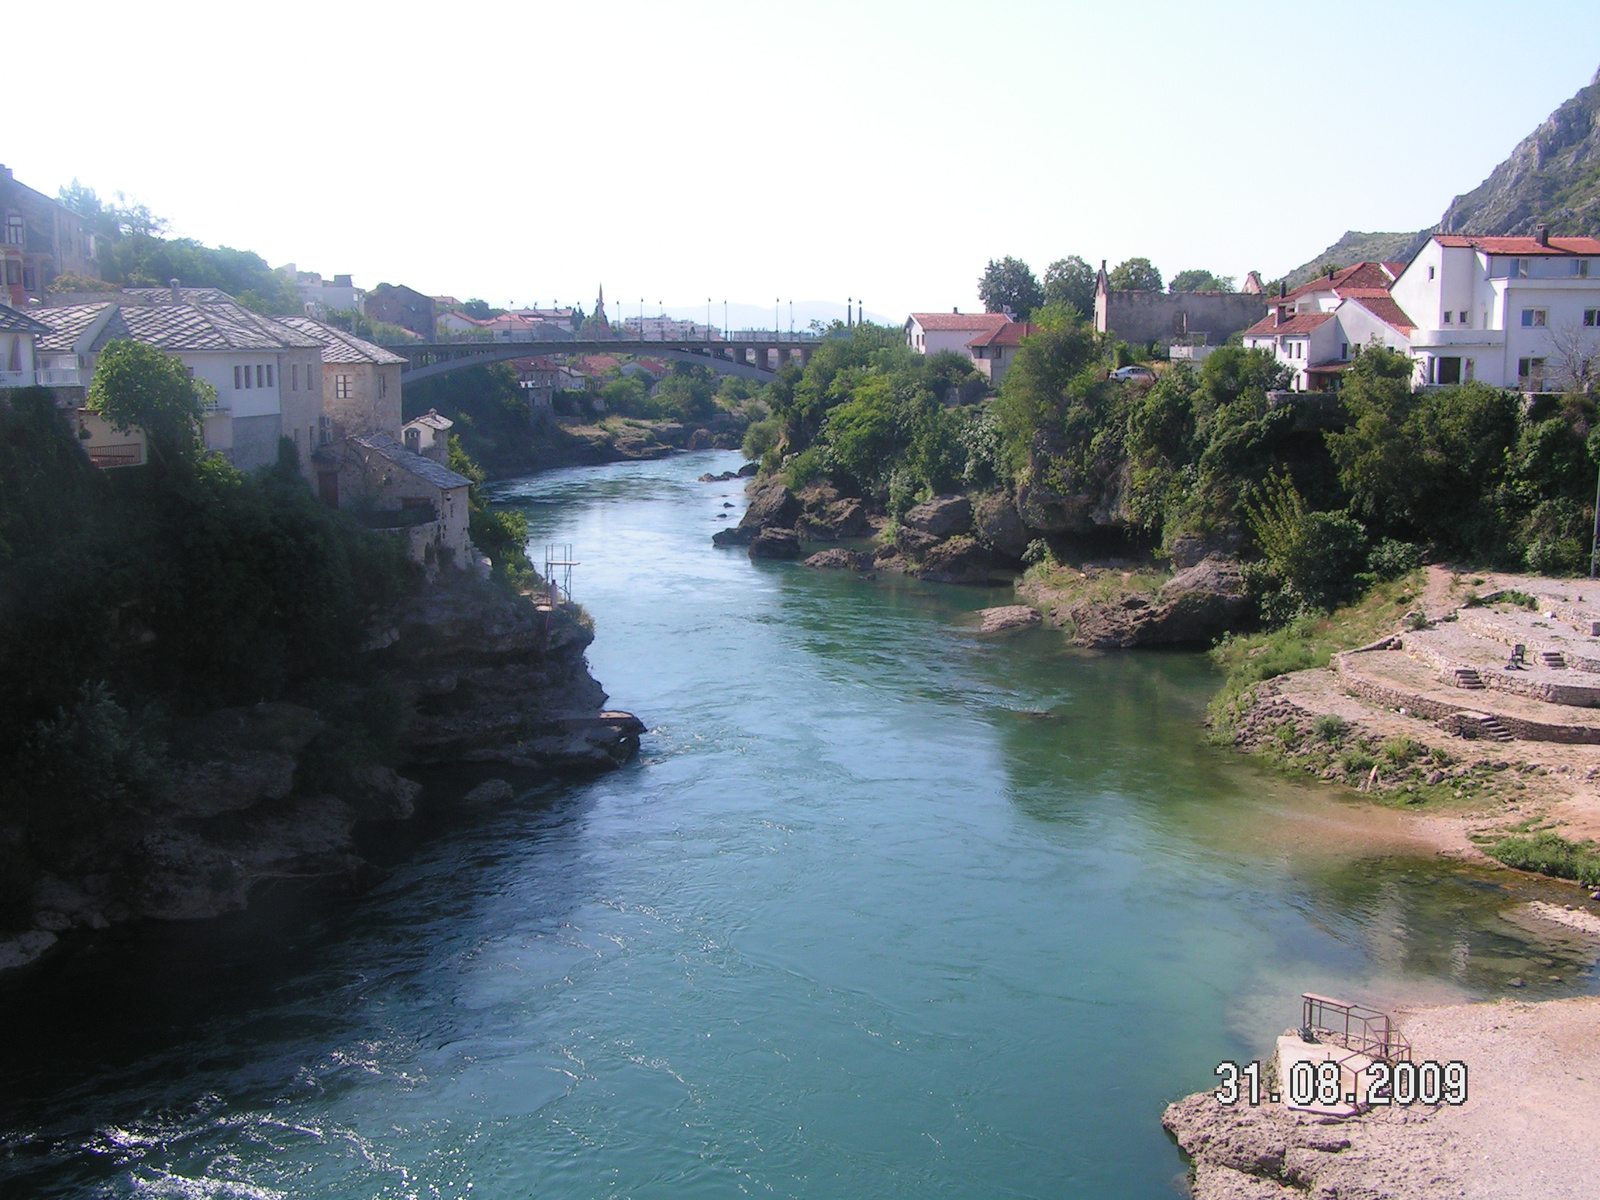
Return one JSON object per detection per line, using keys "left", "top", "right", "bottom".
{"left": 385, "top": 337, "right": 822, "bottom": 385}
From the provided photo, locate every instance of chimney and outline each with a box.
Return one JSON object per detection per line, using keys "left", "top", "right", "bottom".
{"left": 953, "top": 306, "right": 959, "bottom": 314}
{"left": 169, "top": 278, "right": 181, "bottom": 301}
{"left": 1279, "top": 280, "right": 1287, "bottom": 298}
{"left": 1327, "top": 266, "right": 1335, "bottom": 281}
{"left": 1536, "top": 223, "right": 1551, "bottom": 247}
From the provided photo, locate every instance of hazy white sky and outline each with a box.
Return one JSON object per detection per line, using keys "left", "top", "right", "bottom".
{"left": 8, "top": 1, "right": 1600, "bottom": 322}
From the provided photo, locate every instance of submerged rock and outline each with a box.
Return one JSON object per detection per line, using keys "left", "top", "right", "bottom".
{"left": 917, "top": 536, "right": 995, "bottom": 584}
{"left": 463, "top": 779, "right": 515, "bottom": 804}
{"left": 749, "top": 528, "right": 804, "bottom": 559}
{"left": 803, "top": 548, "right": 874, "bottom": 571}
{"left": 902, "top": 495, "right": 973, "bottom": 538}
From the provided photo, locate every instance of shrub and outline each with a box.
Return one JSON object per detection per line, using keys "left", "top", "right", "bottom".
{"left": 1022, "top": 538, "right": 1053, "bottom": 566}
{"left": 1339, "top": 747, "right": 1376, "bottom": 775}
{"left": 1312, "top": 714, "right": 1349, "bottom": 742}
{"left": 742, "top": 416, "right": 780, "bottom": 462}
{"left": 1244, "top": 473, "right": 1369, "bottom": 610}
{"left": 1368, "top": 539, "right": 1423, "bottom": 580}
{"left": 1525, "top": 535, "right": 1586, "bottom": 577}
{"left": 1381, "top": 736, "right": 1425, "bottom": 765}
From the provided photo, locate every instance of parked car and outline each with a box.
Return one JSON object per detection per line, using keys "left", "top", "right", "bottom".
{"left": 1110, "top": 365, "right": 1157, "bottom": 383}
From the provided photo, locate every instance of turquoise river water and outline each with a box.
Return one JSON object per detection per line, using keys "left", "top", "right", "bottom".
{"left": 1, "top": 449, "right": 1597, "bottom": 1198}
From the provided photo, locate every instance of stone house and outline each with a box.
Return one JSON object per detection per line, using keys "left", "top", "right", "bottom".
{"left": 277, "top": 316, "right": 405, "bottom": 443}
{"left": 402, "top": 409, "right": 453, "bottom": 463}
{"left": 363, "top": 283, "right": 436, "bottom": 340}
{"left": 1, "top": 164, "right": 102, "bottom": 305}
{"left": 330, "top": 433, "right": 475, "bottom": 573}
{"left": 34, "top": 289, "right": 324, "bottom": 473}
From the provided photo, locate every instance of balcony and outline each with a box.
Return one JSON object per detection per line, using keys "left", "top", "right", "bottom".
{"left": 0, "top": 369, "right": 36, "bottom": 388}
{"left": 37, "top": 367, "right": 84, "bottom": 387}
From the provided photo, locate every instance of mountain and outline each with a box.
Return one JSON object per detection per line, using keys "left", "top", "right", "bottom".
{"left": 1284, "top": 66, "right": 1600, "bottom": 283}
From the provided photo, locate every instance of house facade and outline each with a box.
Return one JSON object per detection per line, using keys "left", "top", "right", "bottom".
{"left": 1, "top": 164, "right": 102, "bottom": 305}
{"left": 401, "top": 409, "right": 453, "bottom": 463}
{"left": 1388, "top": 230, "right": 1600, "bottom": 390}
{"left": 965, "top": 320, "right": 1038, "bottom": 386}
{"left": 278, "top": 316, "right": 405, "bottom": 444}
{"left": 1093, "top": 261, "right": 1267, "bottom": 347}
{"left": 330, "top": 433, "right": 475, "bottom": 573}
{"left": 905, "top": 311, "right": 1011, "bottom": 359}
{"left": 35, "top": 290, "right": 324, "bottom": 472}
{"left": 364, "top": 283, "right": 436, "bottom": 340}
{"left": 0, "top": 302, "right": 51, "bottom": 388}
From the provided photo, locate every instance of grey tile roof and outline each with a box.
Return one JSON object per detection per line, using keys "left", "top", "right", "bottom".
{"left": 86, "top": 302, "right": 321, "bottom": 353}
{"left": 0, "top": 303, "right": 54, "bottom": 335}
{"left": 122, "top": 286, "right": 239, "bottom": 305}
{"left": 354, "top": 433, "right": 472, "bottom": 491}
{"left": 403, "top": 409, "right": 453, "bottom": 430}
{"left": 34, "top": 303, "right": 113, "bottom": 352}
{"left": 277, "top": 316, "right": 408, "bottom": 365}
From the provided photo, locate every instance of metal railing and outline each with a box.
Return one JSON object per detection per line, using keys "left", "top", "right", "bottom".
{"left": 1301, "top": 993, "right": 1411, "bottom": 1063}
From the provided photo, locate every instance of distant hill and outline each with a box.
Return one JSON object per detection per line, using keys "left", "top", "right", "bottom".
{"left": 1283, "top": 67, "right": 1600, "bottom": 283}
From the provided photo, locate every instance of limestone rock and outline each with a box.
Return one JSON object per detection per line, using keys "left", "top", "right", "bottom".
{"left": 976, "top": 605, "right": 1043, "bottom": 634}
{"left": 743, "top": 481, "right": 802, "bottom": 529}
{"left": 341, "top": 764, "right": 422, "bottom": 821}
{"left": 803, "top": 548, "right": 874, "bottom": 571}
{"left": 749, "top": 528, "right": 804, "bottom": 559}
{"left": 894, "top": 525, "right": 942, "bottom": 557}
{"left": 973, "top": 492, "right": 1029, "bottom": 559}
{"left": 160, "top": 703, "right": 325, "bottom": 819}
{"left": 1069, "top": 555, "right": 1249, "bottom": 647}
{"left": 737, "top": 461, "right": 759, "bottom": 477}
{"left": 0, "top": 930, "right": 57, "bottom": 971}
{"left": 917, "top": 536, "right": 995, "bottom": 584}
{"left": 903, "top": 495, "right": 973, "bottom": 538}
{"left": 687, "top": 428, "right": 713, "bottom": 450}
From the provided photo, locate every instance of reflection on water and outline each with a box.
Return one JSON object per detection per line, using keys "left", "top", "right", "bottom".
{"left": 0, "top": 450, "right": 1594, "bottom": 1199}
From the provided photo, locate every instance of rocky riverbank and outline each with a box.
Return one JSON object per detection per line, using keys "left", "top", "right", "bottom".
{"left": 715, "top": 477, "right": 1252, "bottom": 643}
{"left": 0, "top": 574, "right": 642, "bottom": 974}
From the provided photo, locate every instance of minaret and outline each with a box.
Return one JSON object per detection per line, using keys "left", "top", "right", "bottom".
{"left": 594, "top": 284, "right": 608, "bottom": 325}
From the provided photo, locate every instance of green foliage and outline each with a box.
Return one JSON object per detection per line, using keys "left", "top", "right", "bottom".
{"left": 1312, "top": 713, "right": 1349, "bottom": 741}
{"left": 1368, "top": 538, "right": 1423, "bottom": 580}
{"left": 461, "top": 298, "right": 504, "bottom": 319}
{"left": 743, "top": 415, "right": 781, "bottom": 462}
{"left": 1169, "top": 269, "right": 1235, "bottom": 293}
{"left": 1487, "top": 832, "right": 1600, "bottom": 885}
{"left": 1243, "top": 473, "right": 1368, "bottom": 610}
{"left": 321, "top": 307, "right": 414, "bottom": 345}
{"left": 1381, "top": 736, "right": 1425, "bottom": 765}
{"left": 978, "top": 256, "right": 1044, "bottom": 320}
{"left": 1108, "top": 257, "right": 1163, "bottom": 292}
{"left": 403, "top": 363, "right": 532, "bottom": 474}
{"left": 86, "top": 339, "right": 213, "bottom": 465}
{"left": 1043, "top": 256, "right": 1095, "bottom": 317}
{"left": 449, "top": 435, "right": 533, "bottom": 587}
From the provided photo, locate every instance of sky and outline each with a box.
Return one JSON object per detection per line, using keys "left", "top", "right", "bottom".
{"left": 8, "top": 0, "right": 1600, "bottom": 324}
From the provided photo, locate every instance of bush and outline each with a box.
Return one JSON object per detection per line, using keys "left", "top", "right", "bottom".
{"left": 1340, "top": 747, "right": 1376, "bottom": 776}
{"left": 1022, "top": 538, "right": 1053, "bottom": 566}
{"left": 1525, "top": 534, "right": 1587, "bottom": 577}
{"left": 742, "top": 416, "right": 780, "bottom": 462}
{"left": 1312, "top": 714, "right": 1349, "bottom": 742}
{"left": 1368, "top": 539, "right": 1423, "bottom": 580}
{"left": 1488, "top": 832, "right": 1600, "bottom": 885}
{"left": 1381, "top": 736, "right": 1425, "bottom": 765}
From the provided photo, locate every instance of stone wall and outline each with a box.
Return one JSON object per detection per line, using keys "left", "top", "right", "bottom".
{"left": 230, "top": 413, "right": 282, "bottom": 473}
{"left": 1094, "top": 290, "right": 1267, "bottom": 347}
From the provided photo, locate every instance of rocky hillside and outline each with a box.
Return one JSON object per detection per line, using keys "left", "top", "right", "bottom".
{"left": 1285, "top": 66, "right": 1600, "bottom": 281}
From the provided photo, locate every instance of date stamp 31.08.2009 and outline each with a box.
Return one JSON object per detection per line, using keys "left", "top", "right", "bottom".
{"left": 1214, "top": 1059, "right": 1469, "bottom": 1108}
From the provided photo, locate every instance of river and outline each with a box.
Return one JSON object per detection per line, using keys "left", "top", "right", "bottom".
{"left": 1, "top": 449, "right": 1595, "bottom": 1198}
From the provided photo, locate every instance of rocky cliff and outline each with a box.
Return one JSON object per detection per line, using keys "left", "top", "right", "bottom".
{"left": 0, "top": 575, "right": 642, "bottom": 972}
{"left": 1286, "top": 65, "right": 1600, "bottom": 282}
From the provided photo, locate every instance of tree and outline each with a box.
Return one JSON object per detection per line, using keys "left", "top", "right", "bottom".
{"left": 1169, "top": 269, "right": 1235, "bottom": 293}
{"left": 1108, "top": 258, "right": 1163, "bottom": 292}
{"left": 978, "top": 256, "right": 1044, "bottom": 320}
{"left": 85, "top": 339, "right": 214, "bottom": 466}
{"left": 1043, "top": 256, "right": 1096, "bottom": 317}
{"left": 1546, "top": 320, "right": 1600, "bottom": 396}
{"left": 462, "top": 298, "right": 505, "bottom": 320}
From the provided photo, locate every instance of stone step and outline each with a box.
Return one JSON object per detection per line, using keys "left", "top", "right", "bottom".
{"left": 1450, "top": 667, "right": 1485, "bottom": 690}
{"left": 1542, "top": 651, "right": 1567, "bottom": 669}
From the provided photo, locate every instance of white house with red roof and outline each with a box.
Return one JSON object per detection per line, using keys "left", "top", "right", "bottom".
{"left": 1389, "top": 229, "right": 1600, "bottom": 389}
{"left": 905, "top": 311, "right": 1011, "bottom": 359}
{"left": 1242, "top": 273, "right": 1416, "bottom": 392}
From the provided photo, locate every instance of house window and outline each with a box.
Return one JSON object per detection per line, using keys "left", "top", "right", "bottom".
{"left": 1427, "top": 265, "right": 1435, "bottom": 280}
{"left": 1576, "top": 259, "right": 1591, "bottom": 277}
{"left": 1518, "top": 357, "right": 1547, "bottom": 389}
{"left": 1443, "top": 311, "right": 1452, "bottom": 324}
{"left": 255, "top": 364, "right": 264, "bottom": 388}
{"left": 3, "top": 261, "right": 18, "bottom": 285}
{"left": 292, "top": 363, "right": 299, "bottom": 391}
{"left": 3, "top": 215, "right": 21, "bottom": 245}
{"left": 234, "top": 365, "right": 242, "bottom": 388}
{"left": 265, "top": 364, "right": 273, "bottom": 387}
{"left": 1521, "top": 308, "right": 1548, "bottom": 327}
{"left": 1465, "top": 358, "right": 1475, "bottom": 382}
{"left": 1586, "top": 309, "right": 1600, "bottom": 327}
{"left": 378, "top": 372, "right": 388, "bottom": 399}
{"left": 1341, "top": 343, "right": 1349, "bottom": 360}
{"left": 1516, "top": 259, "right": 1530, "bottom": 278}
{"left": 1459, "top": 311, "right": 1468, "bottom": 324}
{"left": 21, "top": 267, "right": 35, "bottom": 291}
{"left": 1437, "top": 356, "right": 1462, "bottom": 385}
{"left": 335, "top": 374, "right": 352, "bottom": 399}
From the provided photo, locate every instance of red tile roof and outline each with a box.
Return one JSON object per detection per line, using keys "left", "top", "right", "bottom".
{"left": 966, "top": 320, "right": 1038, "bottom": 348}
{"left": 909, "top": 311, "right": 1012, "bottom": 333}
{"left": 1346, "top": 296, "right": 1416, "bottom": 334}
{"left": 1434, "top": 234, "right": 1600, "bottom": 257}
{"left": 1285, "top": 261, "right": 1399, "bottom": 300}
{"left": 1382, "top": 261, "right": 1409, "bottom": 278}
{"left": 1243, "top": 311, "right": 1335, "bottom": 337}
